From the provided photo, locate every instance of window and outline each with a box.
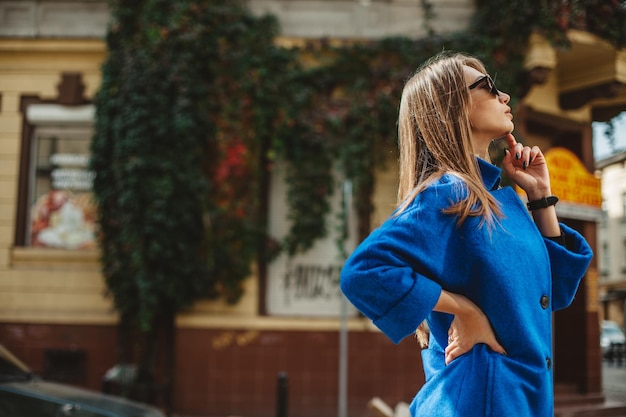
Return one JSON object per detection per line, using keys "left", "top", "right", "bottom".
{"left": 623, "top": 239, "right": 626, "bottom": 274}
{"left": 602, "top": 241, "right": 610, "bottom": 276}
{"left": 16, "top": 103, "right": 96, "bottom": 250}
{"left": 27, "top": 128, "right": 96, "bottom": 249}
{"left": 601, "top": 199, "right": 608, "bottom": 227}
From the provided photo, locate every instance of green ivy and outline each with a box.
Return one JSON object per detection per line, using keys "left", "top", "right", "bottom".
{"left": 92, "top": 0, "right": 293, "bottom": 325}
{"left": 93, "top": 0, "right": 626, "bottom": 322}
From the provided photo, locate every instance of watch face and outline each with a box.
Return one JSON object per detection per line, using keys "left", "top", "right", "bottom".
{"left": 545, "top": 196, "right": 559, "bottom": 207}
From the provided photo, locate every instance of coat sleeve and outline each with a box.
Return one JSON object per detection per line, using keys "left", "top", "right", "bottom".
{"left": 547, "top": 222, "right": 593, "bottom": 311}
{"left": 340, "top": 212, "right": 443, "bottom": 344}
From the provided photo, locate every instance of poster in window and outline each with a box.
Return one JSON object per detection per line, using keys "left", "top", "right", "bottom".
{"left": 29, "top": 130, "right": 97, "bottom": 250}
{"left": 30, "top": 190, "right": 96, "bottom": 250}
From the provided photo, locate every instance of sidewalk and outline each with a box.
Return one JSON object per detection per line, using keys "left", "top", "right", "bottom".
{"left": 554, "top": 361, "right": 626, "bottom": 417}
{"left": 603, "top": 361, "right": 626, "bottom": 404}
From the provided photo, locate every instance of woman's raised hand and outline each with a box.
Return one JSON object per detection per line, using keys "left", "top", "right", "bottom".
{"left": 501, "top": 133, "right": 552, "bottom": 201}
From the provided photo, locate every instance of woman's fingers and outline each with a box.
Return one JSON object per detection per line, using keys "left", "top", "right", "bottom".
{"left": 488, "top": 339, "right": 507, "bottom": 356}
{"left": 445, "top": 339, "right": 507, "bottom": 365}
{"left": 444, "top": 343, "right": 462, "bottom": 365}
{"left": 505, "top": 133, "right": 517, "bottom": 149}
{"left": 445, "top": 311, "right": 507, "bottom": 365}
{"left": 529, "top": 146, "right": 541, "bottom": 166}
{"left": 503, "top": 134, "right": 545, "bottom": 171}
{"left": 504, "top": 143, "right": 537, "bottom": 171}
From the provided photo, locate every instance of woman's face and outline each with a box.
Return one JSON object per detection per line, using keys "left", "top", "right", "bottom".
{"left": 463, "top": 65, "right": 514, "bottom": 152}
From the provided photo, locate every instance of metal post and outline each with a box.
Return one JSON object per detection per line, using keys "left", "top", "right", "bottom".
{"left": 338, "top": 179, "right": 352, "bottom": 417}
{"left": 277, "top": 372, "right": 288, "bottom": 417}
{"left": 338, "top": 295, "right": 348, "bottom": 417}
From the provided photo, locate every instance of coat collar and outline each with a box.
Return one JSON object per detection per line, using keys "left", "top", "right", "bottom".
{"left": 476, "top": 157, "right": 502, "bottom": 191}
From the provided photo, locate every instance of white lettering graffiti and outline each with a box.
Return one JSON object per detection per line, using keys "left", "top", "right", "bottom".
{"left": 283, "top": 264, "right": 342, "bottom": 305}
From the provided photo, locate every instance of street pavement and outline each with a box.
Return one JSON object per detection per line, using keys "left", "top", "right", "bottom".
{"left": 603, "top": 360, "right": 626, "bottom": 404}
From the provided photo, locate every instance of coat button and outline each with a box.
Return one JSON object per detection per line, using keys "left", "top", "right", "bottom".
{"left": 546, "top": 357, "right": 552, "bottom": 370}
{"left": 540, "top": 295, "right": 549, "bottom": 309}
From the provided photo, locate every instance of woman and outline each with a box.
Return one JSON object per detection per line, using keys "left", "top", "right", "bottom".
{"left": 339, "top": 52, "right": 593, "bottom": 416}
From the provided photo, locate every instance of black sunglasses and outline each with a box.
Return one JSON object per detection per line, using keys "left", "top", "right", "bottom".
{"left": 468, "top": 75, "right": 499, "bottom": 96}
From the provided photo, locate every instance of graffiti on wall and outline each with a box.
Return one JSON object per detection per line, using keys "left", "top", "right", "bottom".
{"left": 282, "top": 263, "right": 342, "bottom": 305}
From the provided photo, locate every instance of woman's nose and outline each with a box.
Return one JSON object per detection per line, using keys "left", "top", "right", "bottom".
{"left": 498, "top": 90, "right": 511, "bottom": 104}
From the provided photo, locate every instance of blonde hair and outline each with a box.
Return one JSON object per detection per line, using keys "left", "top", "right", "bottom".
{"left": 397, "top": 51, "right": 502, "bottom": 224}
{"left": 397, "top": 52, "right": 503, "bottom": 346}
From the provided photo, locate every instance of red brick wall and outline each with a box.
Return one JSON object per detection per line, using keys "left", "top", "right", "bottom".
{"left": 175, "top": 328, "right": 425, "bottom": 417}
{"left": 0, "top": 323, "right": 118, "bottom": 390}
{"left": 0, "top": 323, "right": 425, "bottom": 417}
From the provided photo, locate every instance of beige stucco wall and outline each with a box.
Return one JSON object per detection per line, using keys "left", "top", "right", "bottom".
{"left": 0, "top": 38, "right": 273, "bottom": 328}
{"left": 522, "top": 30, "right": 626, "bottom": 126}
{"left": 0, "top": 39, "right": 113, "bottom": 324}
{"left": 247, "top": 0, "right": 475, "bottom": 39}
{"left": 0, "top": 38, "right": 383, "bottom": 333}
{"left": 0, "top": 0, "right": 475, "bottom": 40}
{"left": 0, "top": 0, "right": 475, "bottom": 330}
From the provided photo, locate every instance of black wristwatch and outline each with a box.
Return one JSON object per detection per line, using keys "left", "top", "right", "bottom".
{"left": 527, "top": 196, "right": 559, "bottom": 211}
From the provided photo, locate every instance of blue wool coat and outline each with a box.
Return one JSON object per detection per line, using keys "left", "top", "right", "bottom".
{"left": 340, "top": 158, "right": 593, "bottom": 417}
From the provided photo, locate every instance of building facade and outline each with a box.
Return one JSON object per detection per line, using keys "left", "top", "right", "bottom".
{"left": 597, "top": 149, "right": 626, "bottom": 328}
{"left": 0, "top": 1, "right": 625, "bottom": 417}
{"left": 0, "top": 2, "right": 476, "bottom": 417}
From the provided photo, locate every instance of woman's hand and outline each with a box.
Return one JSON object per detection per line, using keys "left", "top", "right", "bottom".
{"left": 501, "top": 133, "right": 551, "bottom": 201}
{"left": 434, "top": 291, "right": 506, "bottom": 365}
{"left": 500, "top": 132, "right": 561, "bottom": 237}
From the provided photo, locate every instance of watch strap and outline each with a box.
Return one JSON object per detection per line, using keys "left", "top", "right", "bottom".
{"left": 527, "top": 195, "right": 559, "bottom": 211}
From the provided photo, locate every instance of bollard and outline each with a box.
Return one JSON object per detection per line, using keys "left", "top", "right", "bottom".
{"left": 277, "top": 372, "right": 288, "bottom": 417}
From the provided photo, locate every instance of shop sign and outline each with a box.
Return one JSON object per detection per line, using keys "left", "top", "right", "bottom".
{"left": 543, "top": 147, "right": 602, "bottom": 221}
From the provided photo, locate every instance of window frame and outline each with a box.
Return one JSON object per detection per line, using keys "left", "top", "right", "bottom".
{"left": 15, "top": 100, "right": 95, "bottom": 249}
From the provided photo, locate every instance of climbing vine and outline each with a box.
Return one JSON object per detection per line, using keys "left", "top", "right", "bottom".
{"left": 93, "top": 0, "right": 626, "bottom": 317}
{"left": 90, "top": 1, "right": 625, "bottom": 406}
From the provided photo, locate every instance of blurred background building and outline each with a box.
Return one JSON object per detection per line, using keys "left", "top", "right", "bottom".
{"left": 597, "top": 148, "right": 626, "bottom": 328}
{"left": 0, "top": 1, "right": 625, "bottom": 417}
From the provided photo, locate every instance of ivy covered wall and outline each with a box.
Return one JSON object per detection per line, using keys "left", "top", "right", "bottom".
{"left": 88, "top": 0, "right": 625, "bottom": 409}
{"left": 92, "top": 0, "right": 626, "bottom": 317}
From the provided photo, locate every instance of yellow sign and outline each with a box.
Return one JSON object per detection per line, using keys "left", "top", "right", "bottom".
{"left": 544, "top": 147, "right": 601, "bottom": 208}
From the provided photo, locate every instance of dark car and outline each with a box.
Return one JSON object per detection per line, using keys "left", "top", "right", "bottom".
{"left": 601, "top": 320, "right": 626, "bottom": 361}
{"left": 0, "top": 344, "right": 165, "bottom": 417}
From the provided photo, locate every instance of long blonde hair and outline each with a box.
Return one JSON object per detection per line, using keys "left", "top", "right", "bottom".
{"left": 397, "top": 52, "right": 503, "bottom": 346}
{"left": 398, "top": 51, "right": 502, "bottom": 224}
